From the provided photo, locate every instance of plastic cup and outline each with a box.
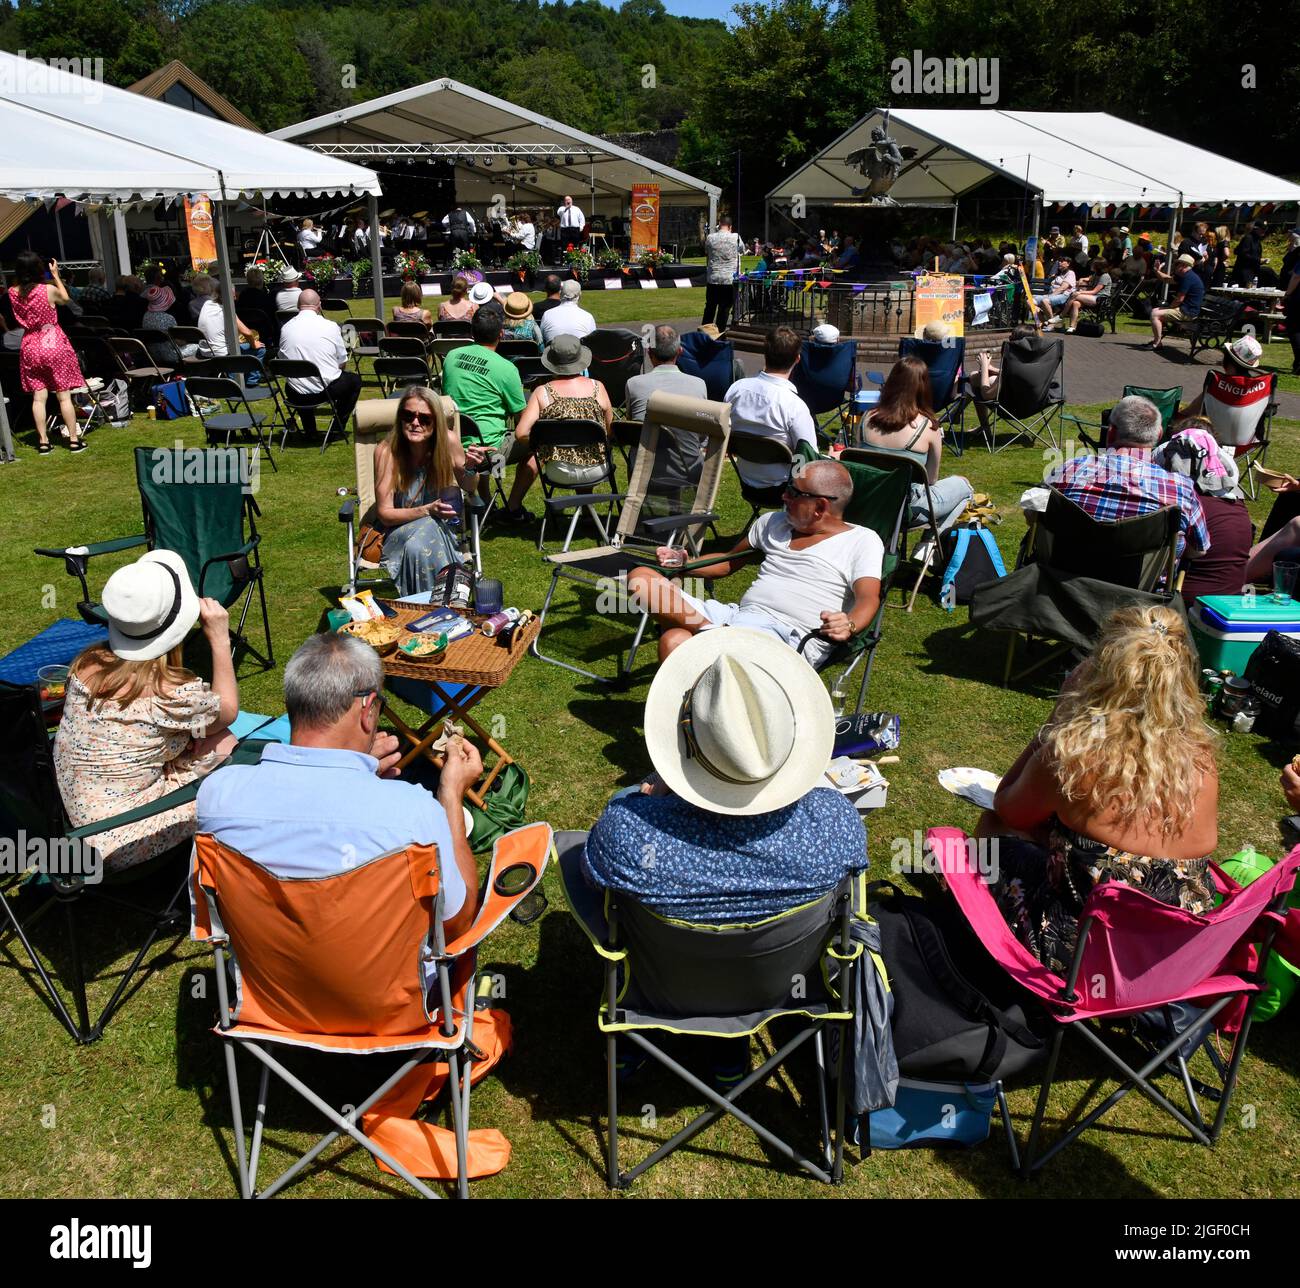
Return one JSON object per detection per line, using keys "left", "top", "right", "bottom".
{"left": 1272, "top": 561, "right": 1299, "bottom": 603}
{"left": 37, "top": 664, "right": 69, "bottom": 702}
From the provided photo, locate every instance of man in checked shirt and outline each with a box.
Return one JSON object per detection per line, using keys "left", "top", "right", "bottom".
{"left": 1049, "top": 395, "right": 1210, "bottom": 568}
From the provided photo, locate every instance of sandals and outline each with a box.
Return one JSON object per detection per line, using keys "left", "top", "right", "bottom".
{"left": 69, "top": 439, "right": 87, "bottom": 453}
{"left": 37, "top": 442, "right": 52, "bottom": 454}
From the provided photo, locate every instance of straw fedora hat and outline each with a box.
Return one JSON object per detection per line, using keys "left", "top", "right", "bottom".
{"left": 504, "top": 291, "right": 534, "bottom": 320}
{"left": 644, "top": 629, "right": 834, "bottom": 816}
{"left": 101, "top": 550, "right": 200, "bottom": 662}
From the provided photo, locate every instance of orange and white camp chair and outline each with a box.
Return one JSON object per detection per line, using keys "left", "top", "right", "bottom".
{"left": 190, "top": 821, "right": 551, "bottom": 1198}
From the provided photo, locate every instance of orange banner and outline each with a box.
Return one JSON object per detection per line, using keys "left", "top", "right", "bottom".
{"left": 913, "top": 272, "right": 965, "bottom": 339}
{"left": 184, "top": 195, "right": 217, "bottom": 269}
{"left": 630, "top": 183, "right": 660, "bottom": 259}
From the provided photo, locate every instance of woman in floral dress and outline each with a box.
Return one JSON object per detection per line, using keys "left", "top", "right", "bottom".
{"left": 54, "top": 551, "right": 239, "bottom": 872}
{"left": 8, "top": 251, "right": 85, "bottom": 454}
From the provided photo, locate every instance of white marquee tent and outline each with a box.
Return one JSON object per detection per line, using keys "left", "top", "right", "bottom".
{"left": 767, "top": 108, "right": 1300, "bottom": 237}
{"left": 272, "top": 78, "right": 722, "bottom": 224}
{"left": 0, "top": 50, "right": 382, "bottom": 457}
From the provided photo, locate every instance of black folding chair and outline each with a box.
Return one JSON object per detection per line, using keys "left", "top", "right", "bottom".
{"left": 341, "top": 316, "right": 387, "bottom": 377}
{"left": 496, "top": 338, "right": 540, "bottom": 361}
{"left": 386, "top": 319, "right": 431, "bottom": 346}
{"left": 167, "top": 325, "right": 210, "bottom": 371}
{"left": 106, "top": 336, "right": 176, "bottom": 406}
{"left": 185, "top": 374, "right": 277, "bottom": 468}
{"left": 208, "top": 353, "right": 291, "bottom": 445}
{"left": 970, "top": 334, "right": 1065, "bottom": 453}
{"left": 728, "top": 432, "right": 796, "bottom": 530}
{"left": 267, "top": 358, "right": 348, "bottom": 451}
{"left": 374, "top": 357, "right": 432, "bottom": 396}
{"left": 527, "top": 419, "right": 618, "bottom": 550}
{"left": 559, "top": 834, "right": 862, "bottom": 1188}
{"left": 434, "top": 319, "right": 474, "bottom": 339}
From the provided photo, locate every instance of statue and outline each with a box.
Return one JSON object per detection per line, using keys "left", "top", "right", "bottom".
{"left": 845, "top": 117, "right": 917, "bottom": 205}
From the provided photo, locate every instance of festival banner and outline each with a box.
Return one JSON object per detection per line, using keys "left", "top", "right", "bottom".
{"left": 630, "top": 183, "right": 660, "bottom": 259}
{"left": 913, "top": 272, "right": 965, "bottom": 338}
{"left": 184, "top": 195, "right": 217, "bottom": 269}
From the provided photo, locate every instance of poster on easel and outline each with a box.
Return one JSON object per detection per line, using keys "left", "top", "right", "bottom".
{"left": 184, "top": 195, "right": 217, "bottom": 269}
{"left": 630, "top": 183, "right": 660, "bottom": 259}
{"left": 913, "top": 273, "right": 965, "bottom": 338}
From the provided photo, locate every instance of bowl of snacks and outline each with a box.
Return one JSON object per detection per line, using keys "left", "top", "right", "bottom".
{"left": 341, "top": 619, "right": 402, "bottom": 655}
{"left": 398, "top": 632, "right": 448, "bottom": 660}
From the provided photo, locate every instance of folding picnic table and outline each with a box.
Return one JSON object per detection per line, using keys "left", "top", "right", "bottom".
{"left": 377, "top": 600, "right": 540, "bottom": 808}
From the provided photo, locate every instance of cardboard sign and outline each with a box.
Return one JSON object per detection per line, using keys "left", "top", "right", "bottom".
{"left": 913, "top": 272, "right": 965, "bottom": 338}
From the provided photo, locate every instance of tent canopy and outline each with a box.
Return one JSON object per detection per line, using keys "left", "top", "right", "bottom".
{"left": 272, "top": 78, "right": 720, "bottom": 208}
{"left": 768, "top": 109, "right": 1300, "bottom": 208}
{"left": 0, "top": 50, "right": 380, "bottom": 202}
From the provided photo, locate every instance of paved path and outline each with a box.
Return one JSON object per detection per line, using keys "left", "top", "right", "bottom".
{"left": 659, "top": 316, "right": 1299, "bottom": 418}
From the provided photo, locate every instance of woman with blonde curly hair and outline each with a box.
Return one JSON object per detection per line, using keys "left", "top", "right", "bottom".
{"left": 977, "top": 604, "right": 1218, "bottom": 973}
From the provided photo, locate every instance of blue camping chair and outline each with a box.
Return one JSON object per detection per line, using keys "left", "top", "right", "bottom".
{"left": 791, "top": 340, "right": 858, "bottom": 444}
{"left": 678, "top": 332, "right": 737, "bottom": 403}
{"left": 897, "top": 336, "right": 970, "bottom": 455}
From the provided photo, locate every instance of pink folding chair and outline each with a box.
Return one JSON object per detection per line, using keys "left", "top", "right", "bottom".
{"left": 925, "top": 827, "right": 1300, "bottom": 1177}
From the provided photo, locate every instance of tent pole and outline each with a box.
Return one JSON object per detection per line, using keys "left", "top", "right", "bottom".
{"left": 0, "top": 358, "right": 14, "bottom": 461}
{"left": 88, "top": 208, "right": 113, "bottom": 288}
{"left": 213, "top": 195, "right": 240, "bottom": 360}
{"left": 112, "top": 208, "right": 131, "bottom": 276}
{"left": 951, "top": 200, "right": 959, "bottom": 241}
{"left": 369, "top": 192, "right": 385, "bottom": 321}
{"left": 1165, "top": 201, "right": 1181, "bottom": 305}
{"left": 708, "top": 190, "right": 718, "bottom": 234}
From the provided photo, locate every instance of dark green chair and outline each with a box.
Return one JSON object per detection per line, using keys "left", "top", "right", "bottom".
{"left": 559, "top": 831, "right": 863, "bottom": 1188}
{"left": 0, "top": 678, "right": 271, "bottom": 1042}
{"left": 1063, "top": 384, "right": 1183, "bottom": 452}
{"left": 35, "top": 446, "right": 273, "bottom": 673}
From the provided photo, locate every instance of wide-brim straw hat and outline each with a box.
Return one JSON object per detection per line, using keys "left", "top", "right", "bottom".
{"left": 644, "top": 629, "right": 834, "bottom": 816}
{"left": 504, "top": 291, "right": 533, "bottom": 320}
{"left": 101, "top": 550, "right": 200, "bottom": 662}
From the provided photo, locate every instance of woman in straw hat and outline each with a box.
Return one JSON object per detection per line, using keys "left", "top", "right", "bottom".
{"left": 501, "top": 291, "right": 542, "bottom": 349}
{"left": 583, "top": 629, "right": 867, "bottom": 924}
{"left": 53, "top": 552, "right": 239, "bottom": 872}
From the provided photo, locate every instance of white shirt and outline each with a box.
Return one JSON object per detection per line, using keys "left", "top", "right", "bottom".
{"left": 539, "top": 300, "right": 597, "bottom": 344}
{"left": 196, "top": 298, "right": 231, "bottom": 357}
{"left": 275, "top": 286, "right": 302, "bottom": 313}
{"left": 297, "top": 227, "right": 323, "bottom": 254}
{"left": 725, "top": 372, "right": 817, "bottom": 487}
{"left": 557, "top": 203, "right": 585, "bottom": 230}
{"left": 278, "top": 309, "right": 347, "bottom": 391}
{"left": 741, "top": 511, "right": 884, "bottom": 663}
{"left": 514, "top": 220, "right": 536, "bottom": 251}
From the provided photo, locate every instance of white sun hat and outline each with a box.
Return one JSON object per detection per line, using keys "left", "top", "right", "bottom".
{"left": 100, "top": 550, "right": 200, "bottom": 661}
{"left": 644, "top": 629, "right": 834, "bottom": 816}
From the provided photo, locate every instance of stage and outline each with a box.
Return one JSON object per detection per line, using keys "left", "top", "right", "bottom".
{"left": 310, "top": 263, "right": 707, "bottom": 296}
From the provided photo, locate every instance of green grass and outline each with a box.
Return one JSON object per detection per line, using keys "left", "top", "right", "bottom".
{"left": 3, "top": 323, "right": 1299, "bottom": 1199}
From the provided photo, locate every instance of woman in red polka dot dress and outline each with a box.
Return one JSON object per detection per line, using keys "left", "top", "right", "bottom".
{"left": 8, "top": 251, "right": 86, "bottom": 454}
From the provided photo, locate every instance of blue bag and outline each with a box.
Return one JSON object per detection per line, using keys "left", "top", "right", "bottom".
{"left": 939, "top": 525, "right": 1006, "bottom": 612}
{"left": 153, "top": 378, "right": 189, "bottom": 420}
{"left": 867, "top": 1078, "right": 999, "bottom": 1149}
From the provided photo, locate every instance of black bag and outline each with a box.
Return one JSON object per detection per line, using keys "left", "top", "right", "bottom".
{"left": 1075, "top": 319, "right": 1104, "bottom": 337}
{"left": 1245, "top": 630, "right": 1300, "bottom": 736}
{"left": 1130, "top": 296, "right": 1153, "bottom": 320}
{"left": 869, "top": 882, "right": 1045, "bottom": 1082}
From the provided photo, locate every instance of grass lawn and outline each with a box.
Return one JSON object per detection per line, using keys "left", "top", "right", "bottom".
{"left": 2, "top": 304, "right": 1299, "bottom": 1200}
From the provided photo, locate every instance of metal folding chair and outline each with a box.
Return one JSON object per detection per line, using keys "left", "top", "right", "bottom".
{"left": 185, "top": 374, "right": 277, "bottom": 469}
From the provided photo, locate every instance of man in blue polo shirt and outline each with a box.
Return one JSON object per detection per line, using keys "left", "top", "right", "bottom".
{"left": 197, "top": 632, "right": 482, "bottom": 943}
{"left": 1147, "top": 253, "right": 1205, "bottom": 351}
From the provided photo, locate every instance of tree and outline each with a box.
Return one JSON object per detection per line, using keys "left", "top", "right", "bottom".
{"left": 12, "top": 0, "right": 167, "bottom": 85}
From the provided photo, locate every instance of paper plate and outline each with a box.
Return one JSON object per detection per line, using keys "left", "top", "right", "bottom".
{"left": 937, "top": 767, "right": 1001, "bottom": 810}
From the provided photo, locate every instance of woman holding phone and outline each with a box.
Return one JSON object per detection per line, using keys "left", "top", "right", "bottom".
{"left": 8, "top": 252, "right": 85, "bottom": 453}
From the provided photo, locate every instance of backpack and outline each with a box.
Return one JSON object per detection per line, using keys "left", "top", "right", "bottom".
{"left": 1075, "top": 319, "right": 1105, "bottom": 338}
{"left": 869, "top": 881, "right": 1045, "bottom": 1083}
{"left": 939, "top": 524, "right": 1006, "bottom": 611}
{"left": 1244, "top": 630, "right": 1300, "bottom": 736}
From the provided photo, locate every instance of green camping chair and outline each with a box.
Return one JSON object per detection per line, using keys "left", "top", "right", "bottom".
{"left": 35, "top": 446, "right": 274, "bottom": 673}
{"left": 558, "top": 832, "right": 863, "bottom": 1187}
{"left": 0, "top": 678, "right": 271, "bottom": 1043}
{"left": 1063, "top": 384, "right": 1183, "bottom": 452}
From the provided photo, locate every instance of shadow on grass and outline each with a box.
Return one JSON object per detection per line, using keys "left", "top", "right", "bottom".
{"left": 912, "top": 617, "right": 1065, "bottom": 697}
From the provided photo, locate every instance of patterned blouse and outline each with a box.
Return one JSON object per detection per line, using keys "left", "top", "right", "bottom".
{"left": 53, "top": 674, "right": 225, "bottom": 872}
{"left": 536, "top": 380, "right": 606, "bottom": 469}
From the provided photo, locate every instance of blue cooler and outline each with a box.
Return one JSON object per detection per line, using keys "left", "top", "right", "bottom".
{"left": 1188, "top": 595, "right": 1300, "bottom": 673}
{"left": 852, "top": 390, "right": 881, "bottom": 415}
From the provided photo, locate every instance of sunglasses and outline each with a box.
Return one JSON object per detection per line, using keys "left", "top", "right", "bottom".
{"left": 352, "top": 687, "right": 381, "bottom": 708}
{"left": 783, "top": 477, "right": 836, "bottom": 502}
{"left": 401, "top": 409, "right": 435, "bottom": 425}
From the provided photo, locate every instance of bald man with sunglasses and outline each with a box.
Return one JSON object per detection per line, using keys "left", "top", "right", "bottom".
{"left": 626, "top": 458, "right": 882, "bottom": 664}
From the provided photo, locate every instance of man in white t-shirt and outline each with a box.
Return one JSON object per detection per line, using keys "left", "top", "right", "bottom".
{"left": 539, "top": 280, "right": 597, "bottom": 343}
{"left": 276, "top": 289, "right": 362, "bottom": 425}
{"left": 196, "top": 283, "right": 263, "bottom": 359}
{"left": 626, "top": 458, "right": 882, "bottom": 666}
{"left": 725, "top": 326, "right": 817, "bottom": 488}
{"left": 557, "top": 195, "right": 585, "bottom": 236}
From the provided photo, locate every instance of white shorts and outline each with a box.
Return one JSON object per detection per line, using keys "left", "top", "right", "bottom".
{"left": 676, "top": 590, "right": 826, "bottom": 664}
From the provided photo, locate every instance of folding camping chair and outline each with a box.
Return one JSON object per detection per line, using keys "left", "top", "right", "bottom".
{"left": 969, "top": 334, "right": 1064, "bottom": 453}
{"left": 791, "top": 339, "right": 858, "bottom": 443}
{"left": 1062, "top": 384, "right": 1183, "bottom": 454}
{"left": 897, "top": 335, "right": 969, "bottom": 454}
{"left": 35, "top": 446, "right": 275, "bottom": 673}
{"left": 526, "top": 420, "right": 620, "bottom": 552}
{"left": 678, "top": 331, "right": 739, "bottom": 402}
{"left": 531, "top": 391, "right": 730, "bottom": 683}
{"left": 190, "top": 822, "right": 551, "bottom": 1198}
{"left": 584, "top": 328, "right": 645, "bottom": 412}
{"left": 926, "top": 826, "right": 1300, "bottom": 1177}
{"left": 185, "top": 375, "right": 278, "bottom": 469}
{"left": 0, "top": 679, "right": 270, "bottom": 1043}
{"left": 841, "top": 445, "right": 944, "bottom": 613}
{"left": 1200, "top": 368, "right": 1278, "bottom": 499}
{"left": 970, "top": 492, "right": 1179, "bottom": 687}
{"left": 558, "top": 832, "right": 861, "bottom": 1187}
{"left": 338, "top": 396, "right": 484, "bottom": 584}
{"left": 268, "top": 357, "right": 348, "bottom": 451}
